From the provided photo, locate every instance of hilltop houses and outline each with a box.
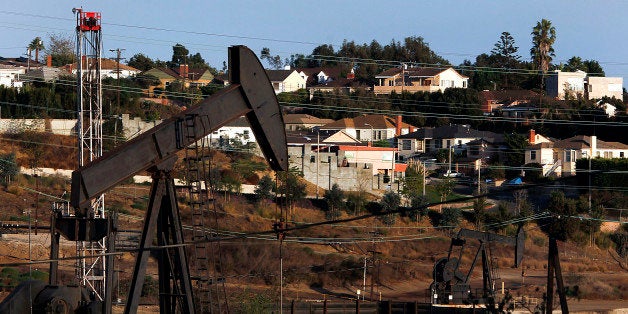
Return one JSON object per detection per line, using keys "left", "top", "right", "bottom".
{"left": 374, "top": 66, "right": 468, "bottom": 95}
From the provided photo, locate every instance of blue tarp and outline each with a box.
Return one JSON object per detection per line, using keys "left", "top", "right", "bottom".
{"left": 507, "top": 177, "right": 523, "bottom": 185}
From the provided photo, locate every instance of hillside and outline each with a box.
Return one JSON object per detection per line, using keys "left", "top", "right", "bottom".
{"left": 0, "top": 134, "right": 627, "bottom": 312}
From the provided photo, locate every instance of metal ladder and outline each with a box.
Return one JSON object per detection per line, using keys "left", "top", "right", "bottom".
{"left": 182, "top": 114, "right": 217, "bottom": 313}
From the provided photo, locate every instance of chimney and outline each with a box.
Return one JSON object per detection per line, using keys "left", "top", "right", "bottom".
{"left": 591, "top": 135, "right": 597, "bottom": 157}
{"left": 409, "top": 126, "right": 415, "bottom": 133}
{"left": 179, "top": 64, "right": 188, "bottom": 79}
{"left": 46, "top": 55, "right": 52, "bottom": 67}
{"left": 396, "top": 115, "right": 402, "bottom": 136}
{"left": 347, "top": 68, "right": 355, "bottom": 80}
{"left": 529, "top": 129, "right": 536, "bottom": 144}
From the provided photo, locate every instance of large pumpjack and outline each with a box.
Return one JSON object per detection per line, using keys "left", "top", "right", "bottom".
{"left": 0, "top": 45, "right": 287, "bottom": 313}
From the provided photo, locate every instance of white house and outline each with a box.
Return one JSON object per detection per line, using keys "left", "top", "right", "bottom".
{"left": 526, "top": 135, "right": 628, "bottom": 177}
{"left": 266, "top": 69, "right": 307, "bottom": 94}
{"left": 207, "top": 116, "right": 256, "bottom": 147}
{"left": 0, "top": 66, "right": 25, "bottom": 89}
{"left": 65, "top": 58, "right": 141, "bottom": 79}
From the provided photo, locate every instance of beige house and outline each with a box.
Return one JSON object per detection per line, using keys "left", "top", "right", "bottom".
{"left": 283, "top": 114, "right": 334, "bottom": 131}
{"left": 526, "top": 135, "right": 628, "bottom": 177}
{"left": 266, "top": 69, "right": 306, "bottom": 94}
{"left": 319, "top": 114, "right": 416, "bottom": 144}
{"left": 338, "top": 145, "right": 405, "bottom": 179}
{"left": 142, "top": 65, "right": 214, "bottom": 96}
{"left": 374, "top": 67, "right": 468, "bottom": 95}
{"left": 586, "top": 76, "right": 623, "bottom": 100}
{"left": 546, "top": 70, "right": 623, "bottom": 101}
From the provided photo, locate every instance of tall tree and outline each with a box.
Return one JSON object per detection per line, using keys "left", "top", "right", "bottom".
{"left": 491, "top": 32, "right": 520, "bottom": 68}
{"left": 260, "top": 47, "right": 284, "bottom": 69}
{"left": 45, "top": 33, "right": 75, "bottom": 66}
{"left": 530, "top": 19, "right": 557, "bottom": 73}
{"left": 128, "top": 53, "right": 155, "bottom": 71}
{"left": 28, "top": 37, "right": 44, "bottom": 64}
{"left": 562, "top": 56, "right": 584, "bottom": 72}
{"left": 171, "top": 43, "right": 189, "bottom": 66}
{"left": 324, "top": 183, "right": 345, "bottom": 220}
{"left": 583, "top": 59, "right": 605, "bottom": 77}
{"left": 380, "top": 190, "right": 400, "bottom": 225}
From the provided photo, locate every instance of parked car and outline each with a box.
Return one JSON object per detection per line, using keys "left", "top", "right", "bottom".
{"left": 443, "top": 170, "right": 463, "bottom": 178}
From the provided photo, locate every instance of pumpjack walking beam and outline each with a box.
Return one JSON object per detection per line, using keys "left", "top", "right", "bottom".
{"left": 70, "top": 46, "right": 287, "bottom": 313}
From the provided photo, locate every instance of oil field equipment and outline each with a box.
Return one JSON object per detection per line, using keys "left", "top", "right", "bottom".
{"left": 0, "top": 45, "right": 287, "bottom": 313}
{"left": 430, "top": 227, "right": 524, "bottom": 307}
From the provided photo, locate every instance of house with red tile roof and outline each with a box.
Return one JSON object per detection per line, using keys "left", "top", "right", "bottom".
{"left": 373, "top": 66, "right": 468, "bottom": 95}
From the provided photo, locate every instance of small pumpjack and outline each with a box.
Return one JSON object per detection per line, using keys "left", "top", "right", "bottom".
{"left": 430, "top": 227, "right": 524, "bottom": 307}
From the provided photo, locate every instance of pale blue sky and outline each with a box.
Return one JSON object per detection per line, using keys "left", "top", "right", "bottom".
{"left": 1, "top": 1, "right": 627, "bottom": 83}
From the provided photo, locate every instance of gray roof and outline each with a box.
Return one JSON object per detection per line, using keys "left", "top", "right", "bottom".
{"left": 397, "top": 125, "right": 496, "bottom": 140}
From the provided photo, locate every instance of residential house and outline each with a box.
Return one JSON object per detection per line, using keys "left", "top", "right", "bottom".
{"left": 373, "top": 66, "right": 468, "bottom": 95}
{"left": 525, "top": 134, "right": 628, "bottom": 177}
{"left": 65, "top": 58, "right": 141, "bottom": 79}
{"left": 142, "top": 64, "right": 214, "bottom": 96}
{"left": 499, "top": 103, "right": 540, "bottom": 119}
{"left": 266, "top": 69, "right": 306, "bottom": 94}
{"left": 296, "top": 67, "right": 370, "bottom": 97}
{"left": 479, "top": 90, "right": 540, "bottom": 114}
{"left": 319, "top": 114, "right": 416, "bottom": 145}
{"left": 207, "top": 116, "right": 256, "bottom": 147}
{"left": 283, "top": 114, "right": 334, "bottom": 131}
{"left": 546, "top": 70, "right": 624, "bottom": 101}
{"left": 0, "top": 65, "right": 25, "bottom": 89}
{"left": 396, "top": 124, "right": 496, "bottom": 159}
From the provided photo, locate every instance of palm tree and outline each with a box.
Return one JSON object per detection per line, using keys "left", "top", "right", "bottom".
{"left": 530, "top": 19, "right": 556, "bottom": 74}
{"left": 28, "top": 37, "right": 44, "bottom": 64}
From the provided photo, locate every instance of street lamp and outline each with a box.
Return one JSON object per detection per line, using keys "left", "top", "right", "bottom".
{"left": 364, "top": 123, "right": 373, "bottom": 146}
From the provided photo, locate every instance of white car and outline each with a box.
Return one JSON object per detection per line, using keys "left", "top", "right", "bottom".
{"left": 443, "top": 171, "right": 463, "bottom": 178}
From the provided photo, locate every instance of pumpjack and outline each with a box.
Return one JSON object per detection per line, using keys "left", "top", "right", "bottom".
{"left": 430, "top": 227, "right": 525, "bottom": 307}
{"left": 0, "top": 45, "right": 287, "bottom": 313}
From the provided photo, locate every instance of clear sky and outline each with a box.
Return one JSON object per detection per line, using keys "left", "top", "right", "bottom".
{"left": 1, "top": 1, "right": 627, "bottom": 84}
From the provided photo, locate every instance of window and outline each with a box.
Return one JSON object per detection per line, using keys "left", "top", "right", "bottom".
{"left": 462, "top": 81, "right": 467, "bottom": 88}
{"left": 530, "top": 150, "right": 537, "bottom": 160}
{"left": 435, "top": 140, "right": 442, "bottom": 149}
{"left": 565, "top": 150, "right": 575, "bottom": 162}
{"left": 446, "top": 140, "right": 451, "bottom": 148}
{"left": 356, "top": 130, "right": 361, "bottom": 140}
{"left": 416, "top": 141, "right": 423, "bottom": 151}
{"left": 440, "top": 80, "right": 454, "bottom": 87}
{"left": 402, "top": 140, "right": 412, "bottom": 150}
{"left": 310, "top": 155, "right": 315, "bottom": 163}
{"left": 604, "top": 151, "right": 612, "bottom": 158}
{"left": 458, "top": 140, "right": 463, "bottom": 147}
{"left": 621, "top": 152, "right": 625, "bottom": 158}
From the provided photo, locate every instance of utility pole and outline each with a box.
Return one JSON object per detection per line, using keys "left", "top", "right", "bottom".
{"left": 477, "top": 162, "right": 481, "bottom": 195}
{"left": 109, "top": 48, "right": 125, "bottom": 145}
{"left": 316, "top": 131, "right": 320, "bottom": 199}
